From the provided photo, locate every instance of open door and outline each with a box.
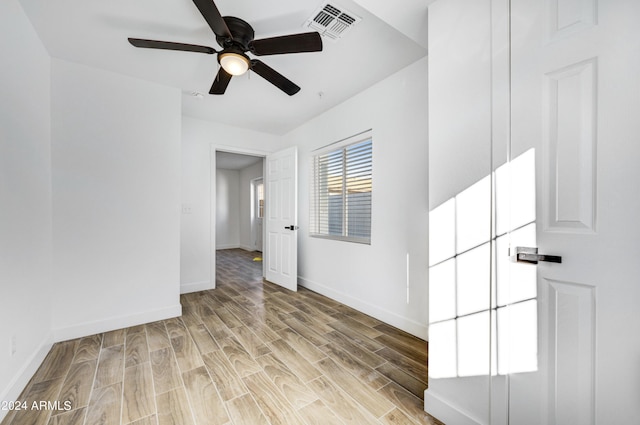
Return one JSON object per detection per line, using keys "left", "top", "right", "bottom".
{"left": 264, "top": 146, "right": 298, "bottom": 291}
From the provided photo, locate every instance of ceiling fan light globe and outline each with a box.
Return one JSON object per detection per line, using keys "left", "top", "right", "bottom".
{"left": 219, "top": 52, "right": 250, "bottom": 76}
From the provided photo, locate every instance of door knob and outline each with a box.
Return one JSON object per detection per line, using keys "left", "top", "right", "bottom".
{"left": 511, "top": 247, "right": 562, "bottom": 264}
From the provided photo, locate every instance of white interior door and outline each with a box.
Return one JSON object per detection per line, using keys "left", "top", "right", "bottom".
{"left": 504, "top": 0, "right": 640, "bottom": 423}
{"left": 264, "top": 146, "right": 298, "bottom": 291}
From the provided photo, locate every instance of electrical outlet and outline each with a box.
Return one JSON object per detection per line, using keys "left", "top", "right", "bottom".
{"left": 10, "top": 335, "right": 16, "bottom": 357}
{"left": 182, "top": 204, "right": 193, "bottom": 214}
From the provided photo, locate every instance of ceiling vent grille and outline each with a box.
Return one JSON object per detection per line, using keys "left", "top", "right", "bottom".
{"left": 305, "top": 3, "right": 362, "bottom": 42}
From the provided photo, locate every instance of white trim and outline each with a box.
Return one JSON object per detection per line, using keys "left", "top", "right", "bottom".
{"left": 312, "top": 128, "right": 373, "bottom": 154}
{"left": 214, "top": 144, "right": 272, "bottom": 157}
{"left": 180, "top": 280, "right": 213, "bottom": 294}
{"left": 298, "top": 276, "right": 428, "bottom": 340}
{"left": 209, "top": 147, "right": 216, "bottom": 290}
{"left": 424, "top": 389, "right": 482, "bottom": 425}
{"left": 0, "top": 333, "right": 53, "bottom": 423}
{"left": 51, "top": 304, "right": 182, "bottom": 342}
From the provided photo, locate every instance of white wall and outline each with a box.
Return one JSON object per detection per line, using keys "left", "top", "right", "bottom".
{"left": 180, "top": 116, "right": 280, "bottom": 293}
{"left": 50, "top": 59, "right": 182, "bottom": 341}
{"left": 0, "top": 0, "right": 53, "bottom": 414}
{"left": 239, "top": 161, "right": 264, "bottom": 251}
{"left": 282, "top": 57, "right": 429, "bottom": 339}
{"left": 427, "top": 0, "right": 493, "bottom": 209}
{"left": 216, "top": 168, "right": 241, "bottom": 249}
{"left": 424, "top": 0, "right": 496, "bottom": 423}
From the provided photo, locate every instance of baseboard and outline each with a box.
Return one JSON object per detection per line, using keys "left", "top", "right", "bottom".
{"left": 424, "top": 389, "right": 482, "bottom": 425}
{"left": 298, "top": 277, "right": 428, "bottom": 340}
{"left": 216, "top": 244, "right": 240, "bottom": 250}
{"left": 0, "top": 333, "right": 53, "bottom": 423}
{"left": 216, "top": 245, "right": 258, "bottom": 252}
{"left": 181, "top": 280, "right": 214, "bottom": 294}
{"left": 52, "top": 304, "right": 182, "bottom": 342}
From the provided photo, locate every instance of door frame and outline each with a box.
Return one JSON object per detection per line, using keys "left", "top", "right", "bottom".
{"left": 209, "top": 145, "right": 269, "bottom": 289}
{"left": 251, "top": 177, "right": 264, "bottom": 252}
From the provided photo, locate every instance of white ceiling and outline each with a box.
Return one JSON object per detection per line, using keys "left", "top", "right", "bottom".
{"left": 18, "top": 0, "right": 428, "bottom": 135}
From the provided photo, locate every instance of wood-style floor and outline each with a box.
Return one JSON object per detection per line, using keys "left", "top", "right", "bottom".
{"left": 1, "top": 249, "right": 442, "bottom": 425}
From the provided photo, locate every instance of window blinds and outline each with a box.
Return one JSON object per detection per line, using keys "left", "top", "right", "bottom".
{"left": 310, "top": 136, "right": 372, "bottom": 244}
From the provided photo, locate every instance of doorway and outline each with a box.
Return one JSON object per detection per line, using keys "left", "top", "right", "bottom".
{"left": 214, "top": 150, "right": 265, "bottom": 285}
{"left": 210, "top": 146, "right": 299, "bottom": 292}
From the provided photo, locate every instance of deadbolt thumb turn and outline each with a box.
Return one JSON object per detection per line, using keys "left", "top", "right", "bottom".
{"left": 511, "top": 246, "right": 562, "bottom": 264}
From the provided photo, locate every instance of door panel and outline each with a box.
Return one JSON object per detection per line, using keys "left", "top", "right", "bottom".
{"left": 544, "top": 59, "right": 597, "bottom": 233}
{"left": 546, "top": 279, "right": 596, "bottom": 425}
{"left": 507, "top": 0, "right": 640, "bottom": 423}
{"left": 264, "top": 146, "right": 298, "bottom": 291}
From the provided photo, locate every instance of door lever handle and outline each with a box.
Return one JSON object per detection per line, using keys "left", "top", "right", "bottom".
{"left": 284, "top": 225, "right": 299, "bottom": 231}
{"left": 511, "top": 247, "right": 562, "bottom": 264}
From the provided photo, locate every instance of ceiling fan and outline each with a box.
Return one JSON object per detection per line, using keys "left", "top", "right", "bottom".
{"left": 128, "top": 0, "right": 323, "bottom": 96}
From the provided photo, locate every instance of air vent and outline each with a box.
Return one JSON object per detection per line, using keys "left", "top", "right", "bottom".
{"left": 305, "top": 3, "right": 362, "bottom": 42}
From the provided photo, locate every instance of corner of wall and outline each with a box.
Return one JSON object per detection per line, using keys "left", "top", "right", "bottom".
{"left": 180, "top": 281, "right": 214, "bottom": 294}
{"left": 52, "top": 304, "right": 182, "bottom": 343}
{"left": 0, "top": 333, "right": 53, "bottom": 423}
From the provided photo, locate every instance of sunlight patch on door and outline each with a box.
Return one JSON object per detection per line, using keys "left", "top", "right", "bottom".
{"left": 458, "top": 311, "right": 492, "bottom": 377}
{"left": 497, "top": 300, "right": 538, "bottom": 375}
{"left": 428, "top": 259, "right": 456, "bottom": 323}
{"left": 457, "top": 243, "right": 491, "bottom": 316}
{"left": 429, "top": 148, "right": 537, "bottom": 378}
{"left": 456, "top": 176, "right": 492, "bottom": 253}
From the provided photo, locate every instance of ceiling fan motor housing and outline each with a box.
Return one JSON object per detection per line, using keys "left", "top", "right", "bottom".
{"left": 217, "top": 16, "right": 255, "bottom": 50}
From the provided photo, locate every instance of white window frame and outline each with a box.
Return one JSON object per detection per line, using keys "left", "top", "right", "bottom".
{"left": 309, "top": 130, "right": 373, "bottom": 244}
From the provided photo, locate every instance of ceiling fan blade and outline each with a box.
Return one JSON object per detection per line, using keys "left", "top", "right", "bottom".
{"left": 128, "top": 38, "right": 216, "bottom": 54}
{"left": 249, "top": 32, "right": 322, "bottom": 56}
{"left": 250, "top": 60, "right": 300, "bottom": 96}
{"left": 192, "top": 0, "right": 232, "bottom": 40}
{"left": 209, "top": 68, "right": 233, "bottom": 95}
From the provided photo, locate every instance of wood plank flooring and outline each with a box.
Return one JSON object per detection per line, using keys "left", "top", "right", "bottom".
{"left": 1, "top": 249, "right": 442, "bottom": 425}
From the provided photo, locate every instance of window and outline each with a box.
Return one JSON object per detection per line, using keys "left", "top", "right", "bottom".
{"left": 310, "top": 133, "right": 373, "bottom": 244}
{"left": 255, "top": 180, "right": 264, "bottom": 219}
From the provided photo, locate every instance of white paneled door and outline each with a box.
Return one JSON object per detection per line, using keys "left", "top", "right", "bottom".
{"left": 505, "top": 0, "right": 640, "bottom": 423}
{"left": 264, "top": 147, "right": 298, "bottom": 291}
